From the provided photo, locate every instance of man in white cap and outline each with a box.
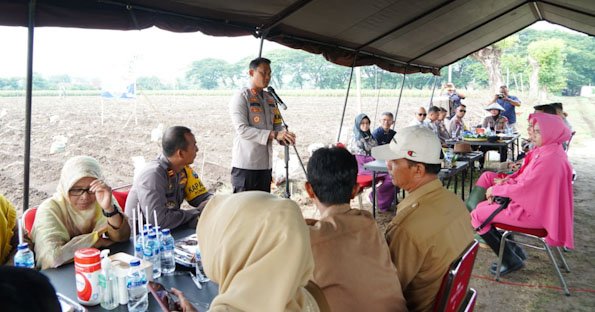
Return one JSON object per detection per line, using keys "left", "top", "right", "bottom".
{"left": 372, "top": 126, "right": 473, "bottom": 312}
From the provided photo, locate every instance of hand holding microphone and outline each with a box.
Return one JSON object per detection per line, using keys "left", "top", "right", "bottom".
{"left": 275, "top": 130, "right": 296, "bottom": 145}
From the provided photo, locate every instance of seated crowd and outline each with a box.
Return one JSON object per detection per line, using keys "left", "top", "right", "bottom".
{"left": 0, "top": 99, "right": 574, "bottom": 311}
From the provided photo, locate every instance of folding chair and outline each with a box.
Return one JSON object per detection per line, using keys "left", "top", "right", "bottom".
{"left": 355, "top": 174, "right": 373, "bottom": 210}
{"left": 433, "top": 240, "right": 479, "bottom": 312}
{"left": 493, "top": 223, "right": 571, "bottom": 296}
{"left": 112, "top": 184, "right": 131, "bottom": 212}
{"left": 23, "top": 207, "right": 38, "bottom": 238}
{"left": 459, "top": 288, "right": 477, "bottom": 312}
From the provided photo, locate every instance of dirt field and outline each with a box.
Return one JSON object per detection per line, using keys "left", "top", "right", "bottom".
{"left": 0, "top": 93, "right": 593, "bottom": 310}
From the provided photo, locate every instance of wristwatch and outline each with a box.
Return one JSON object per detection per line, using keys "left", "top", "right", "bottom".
{"left": 102, "top": 204, "right": 122, "bottom": 218}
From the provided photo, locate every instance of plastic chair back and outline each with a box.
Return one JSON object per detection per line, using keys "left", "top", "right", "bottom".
{"left": 433, "top": 240, "right": 479, "bottom": 312}
{"left": 112, "top": 190, "right": 129, "bottom": 212}
{"left": 23, "top": 207, "right": 38, "bottom": 235}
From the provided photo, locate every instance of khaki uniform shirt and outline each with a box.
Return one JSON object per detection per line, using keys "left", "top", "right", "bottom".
{"left": 230, "top": 87, "right": 284, "bottom": 170}
{"left": 386, "top": 179, "right": 474, "bottom": 312}
{"left": 308, "top": 205, "right": 407, "bottom": 312}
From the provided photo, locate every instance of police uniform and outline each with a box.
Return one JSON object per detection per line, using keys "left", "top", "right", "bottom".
{"left": 125, "top": 154, "right": 212, "bottom": 230}
{"left": 229, "top": 87, "right": 284, "bottom": 192}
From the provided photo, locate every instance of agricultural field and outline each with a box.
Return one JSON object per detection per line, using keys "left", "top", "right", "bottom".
{"left": 0, "top": 91, "right": 593, "bottom": 310}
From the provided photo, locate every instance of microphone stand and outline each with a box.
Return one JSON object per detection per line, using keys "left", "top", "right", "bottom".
{"left": 272, "top": 102, "right": 307, "bottom": 199}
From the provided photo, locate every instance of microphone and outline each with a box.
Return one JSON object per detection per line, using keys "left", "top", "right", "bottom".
{"left": 266, "top": 86, "right": 287, "bottom": 110}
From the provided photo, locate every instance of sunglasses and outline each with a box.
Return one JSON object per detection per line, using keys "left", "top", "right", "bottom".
{"left": 459, "top": 110, "right": 467, "bottom": 113}
{"left": 418, "top": 113, "right": 427, "bottom": 116}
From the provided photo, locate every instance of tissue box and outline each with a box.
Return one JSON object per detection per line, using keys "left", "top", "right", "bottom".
{"left": 109, "top": 252, "right": 154, "bottom": 305}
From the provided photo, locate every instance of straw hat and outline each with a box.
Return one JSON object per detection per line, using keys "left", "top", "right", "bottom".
{"left": 485, "top": 103, "right": 505, "bottom": 111}
{"left": 454, "top": 143, "right": 472, "bottom": 153}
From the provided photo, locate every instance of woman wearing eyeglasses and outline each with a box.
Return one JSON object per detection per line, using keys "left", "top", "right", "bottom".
{"left": 348, "top": 113, "right": 395, "bottom": 212}
{"left": 31, "top": 156, "right": 130, "bottom": 269}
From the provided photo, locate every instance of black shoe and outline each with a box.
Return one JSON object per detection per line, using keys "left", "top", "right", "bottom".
{"left": 489, "top": 260, "right": 524, "bottom": 276}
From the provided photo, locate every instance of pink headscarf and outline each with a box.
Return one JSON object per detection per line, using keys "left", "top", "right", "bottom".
{"left": 493, "top": 113, "right": 574, "bottom": 248}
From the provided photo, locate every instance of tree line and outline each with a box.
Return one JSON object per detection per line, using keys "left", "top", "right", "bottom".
{"left": 1, "top": 28, "right": 592, "bottom": 95}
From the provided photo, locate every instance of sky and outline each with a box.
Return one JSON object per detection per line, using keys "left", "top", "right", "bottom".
{"left": 0, "top": 26, "right": 287, "bottom": 82}
{"left": 0, "top": 21, "right": 580, "bottom": 82}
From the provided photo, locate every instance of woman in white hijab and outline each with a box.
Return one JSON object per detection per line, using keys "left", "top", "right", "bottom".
{"left": 196, "top": 191, "right": 329, "bottom": 312}
{"left": 31, "top": 156, "right": 130, "bottom": 269}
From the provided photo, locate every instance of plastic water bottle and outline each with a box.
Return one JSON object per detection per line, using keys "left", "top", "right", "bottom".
{"left": 14, "top": 243, "right": 35, "bottom": 268}
{"left": 195, "top": 248, "right": 209, "bottom": 283}
{"left": 99, "top": 250, "right": 119, "bottom": 310}
{"left": 160, "top": 229, "right": 176, "bottom": 274}
{"left": 143, "top": 232, "right": 161, "bottom": 279}
{"left": 126, "top": 258, "right": 148, "bottom": 312}
{"left": 134, "top": 230, "right": 147, "bottom": 259}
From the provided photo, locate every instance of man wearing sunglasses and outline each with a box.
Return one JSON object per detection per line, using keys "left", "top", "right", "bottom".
{"left": 446, "top": 104, "right": 468, "bottom": 139}
{"left": 408, "top": 107, "right": 430, "bottom": 128}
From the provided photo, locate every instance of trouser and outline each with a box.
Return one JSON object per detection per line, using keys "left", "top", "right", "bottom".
{"left": 480, "top": 227, "right": 525, "bottom": 266}
{"left": 356, "top": 155, "right": 396, "bottom": 211}
{"left": 231, "top": 167, "right": 272, "bottom": 193}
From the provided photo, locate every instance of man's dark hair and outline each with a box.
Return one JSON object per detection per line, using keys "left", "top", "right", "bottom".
{"left": 307, "top": 147, "right": 357, "bottom": 205}
{"left": 162, "top": 126, "right": 192, "bottom": 157}
{"left": 429, "top": 106, "right": 441, "bottom": 113}
{"left": 381, "top": 112, "right": 394, "bottom": 119}
{"left": 533, "top": 104, "right": 557, "bottom": 115}
{"left": 549, "top": 102, "right": 563, "bottom": 111}
{"left": 0, "top": 266, "right": 61, "bottom": 312}
{"left": 249, "top": 57, "right": 271, "bottom": 70}
{"left": 406, "top": 159, "right": 441, "bottom": 175}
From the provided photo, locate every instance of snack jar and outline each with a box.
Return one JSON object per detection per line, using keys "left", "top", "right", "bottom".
{"left": 74, "top": 248, "right": 102, "bottom": 305}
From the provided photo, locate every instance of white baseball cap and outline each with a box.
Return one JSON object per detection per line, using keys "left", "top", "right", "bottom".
{"left": 372, "top": 125, "right": 442, "bottom": 164}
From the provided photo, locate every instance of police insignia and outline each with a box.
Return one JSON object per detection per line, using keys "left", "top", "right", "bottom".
{"left": 253, "top": 115, "right": 261, "bottom": 124}
{"left": 250, "top": 107, "right": 262, "bottom": 113}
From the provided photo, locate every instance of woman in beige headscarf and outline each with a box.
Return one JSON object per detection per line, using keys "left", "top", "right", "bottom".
{"left": 31, "top": 156, "right": 130, "bottom": 269}
{"left": 196, "top": 191, "right": 328, "bottom": 312}
{"left": 0, "top": 194, "right": 18, "bottom": 264}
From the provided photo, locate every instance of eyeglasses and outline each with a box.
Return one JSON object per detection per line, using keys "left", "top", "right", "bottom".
{"left": 68, "top": 187, "right": 95, "bottom": 196}
{"left": 418, "top": 113, "right": 427, "bottom": 116}
{"left": 459, "top": 110, "right": 467, "bottom": 113}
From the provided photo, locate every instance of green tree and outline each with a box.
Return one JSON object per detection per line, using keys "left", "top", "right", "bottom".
{"left": 527, "top": 39, "right": 567, "bottom": 93}
{"left": 137, "top": 76, "right": 169, "bottom": 90}
{"left": 185, "top": 58, "right": 229, "bottom": 89}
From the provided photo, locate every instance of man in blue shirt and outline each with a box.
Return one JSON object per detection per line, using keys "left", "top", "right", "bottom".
{"left": 372, "top": 112, "right": 397, "bottom": 145}
{"left": 491, "top": 85, "right": 521, "bottom": 131}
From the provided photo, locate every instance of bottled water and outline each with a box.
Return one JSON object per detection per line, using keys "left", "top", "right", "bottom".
{"left": 143, "top": 232, "right": 161, "bottom": 279}
{"left": 195, "top": 248, "right": 209, "bottom": 283}
{"left": 134, "top": 230, "right": 147, "bottom": 259}
{"left": 14, "top": 243, "right": 35, "bottom": 268}
{"left": 126, "top": 258, "right": 148, "bottom": 312}
{"left": 99, "top": 250, "right": 119, "bottom": 310}
{"left": 160, "top": 228, "right": 176, "bottom": 274}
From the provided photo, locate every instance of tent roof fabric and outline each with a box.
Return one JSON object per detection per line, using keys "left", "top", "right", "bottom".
{"left": 1, "top": 0, "right": 594, "bottom": 74}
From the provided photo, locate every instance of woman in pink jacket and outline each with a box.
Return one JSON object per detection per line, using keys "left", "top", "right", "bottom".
{"left": 470, "top": 112, "right": 573, "bottom": 276}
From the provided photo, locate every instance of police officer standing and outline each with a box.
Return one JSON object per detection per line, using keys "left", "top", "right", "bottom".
{"left": 229, "top": 57, "right": 296, "bottom": 193}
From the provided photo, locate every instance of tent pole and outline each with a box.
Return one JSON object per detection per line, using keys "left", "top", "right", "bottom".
{"left": 428, "top": 75, "right": 439, "bottom": 109}
{"left": 336, "top": 54, "right": 358, "bottom": 143}
{"left": 23, "top": 0, "right": 36, "bottom": 213}
{"left": 258, "top": 31, "right": 267, "bottom": 58}
{"left": 392, "top": 69, "right": 407, "bottom": 130}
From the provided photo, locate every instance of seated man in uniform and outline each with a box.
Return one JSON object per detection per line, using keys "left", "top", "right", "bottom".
{"left": 372, "top": 126, "right": 474, "bottom": 312}
{"left": 304, "top": 147, "right": 407, "bottom": 312}
{"left": 125, "top": 126, "right": 213, "bottom": 230}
